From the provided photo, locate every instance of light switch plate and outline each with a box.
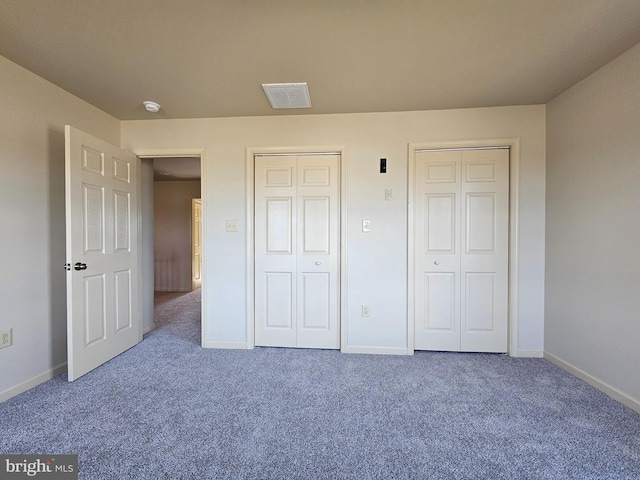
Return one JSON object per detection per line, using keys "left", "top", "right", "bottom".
{"left": 362, "top": 219, "right": 371, "bottom": 232}
{"left": 226, "top": 220, "right": 238, "bottom": 232}
{"left": 385, "top": 188, "right": 393, "bottom": 201}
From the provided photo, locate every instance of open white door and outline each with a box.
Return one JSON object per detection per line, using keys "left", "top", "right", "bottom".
{"left": 192, "top": 198, "right": 202, "bottom": 290}
{"left": 65, "top": 126, "right": 141, "bottom": 381}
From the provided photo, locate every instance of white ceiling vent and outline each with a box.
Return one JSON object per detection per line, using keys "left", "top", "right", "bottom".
{"left": 262, "top": 82, "right": 312, "bottom": 109}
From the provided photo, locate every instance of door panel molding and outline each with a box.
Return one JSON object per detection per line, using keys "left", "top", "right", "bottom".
{"left": 408, "top": 139, "right": 521, "bottom": 356}
{"left": 246, "top": 146, "right": 347, "bottom": 350}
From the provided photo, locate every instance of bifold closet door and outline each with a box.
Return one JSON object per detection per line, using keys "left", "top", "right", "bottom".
{"left": 414, "top": 149, "right": 509, "bottom": 353}
{"left": 254, "top": 154, "right": 340, "bottom": 349}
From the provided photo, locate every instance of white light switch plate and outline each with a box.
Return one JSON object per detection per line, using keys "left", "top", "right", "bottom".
{"left": 362, "top": 219, "right": 371, "bottom": 232}
{"left": 385, "top": 187, "right": 393, "bottom": 201}
{"left": 226, "top": 220, "right": 238, "bottom": 232}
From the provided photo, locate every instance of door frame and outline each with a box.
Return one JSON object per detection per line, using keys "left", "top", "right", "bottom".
{"left": 408, "top": 138, "right": 521, "bottom": 356}
{"left": 246, "top": 146, "right": 348, "bottom": 349}
{"left": 133, "top": 147, "right": 207, "bottom": 347}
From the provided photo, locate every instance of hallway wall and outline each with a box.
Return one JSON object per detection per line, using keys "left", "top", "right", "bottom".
{"left": 154, "top": 180, "right": 201, "bottom": 292}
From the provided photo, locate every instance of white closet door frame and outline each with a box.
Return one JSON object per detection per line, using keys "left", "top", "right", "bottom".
{"left": 246, "top": 146, "right": 348, "bottom": 350}
{"left": 408, "top": 139, "right": 521, "bottom": 357}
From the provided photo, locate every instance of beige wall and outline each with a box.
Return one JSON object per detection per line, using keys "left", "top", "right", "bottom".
{"left": 140, "top": 159, "right": 155, "bottom": 332}
{"left": 122, "top": 106, "right": 546, "bottom": 354}
{"left": 154, "top": 180, "right": 201, "bottom": 292}
{"left": 545, "top": 43, "right": 640, "bottom": 409}
{"left": 0, "top": 56, "right": 120, "bottom": 400}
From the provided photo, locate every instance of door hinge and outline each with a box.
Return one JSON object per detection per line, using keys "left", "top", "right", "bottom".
{"left": 64, "top": 263, "right": 71, "bottom": 271}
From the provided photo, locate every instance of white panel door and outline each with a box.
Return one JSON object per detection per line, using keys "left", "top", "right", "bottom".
{"left": 65, "top": 126, "right": 141, "bottom": 381}
{"left": 255, "top": 154, "right": 340, "bottom": 349}
{"left": 460, "top": 149, "right": 509, "bottom": 351}
{"left": 296, "top": 155, "right": 339, "bottom": 348}
{"left": 192, "top": 198, "right": 202, "bottom": 290}
{"left": 414, "top": 148, "right": 508, "bottom": 352}
{"left": 255, "top": 156, "right": 297, "bottom": 347}
{"left": 414, "top": 151, "right": 461, "bottom": 351}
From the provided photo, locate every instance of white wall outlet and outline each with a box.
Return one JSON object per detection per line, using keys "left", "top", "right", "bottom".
{"left": 0, "top": 329, "right": 12, "bottom": 349}
{"left": 385, "top": 187, "right": 393, "bottom": 201}
{"left": 361, "top": 305, "right": 370, "bottom": 317}
{"left": 362, "top": 219, "right": 371, "bottom": 232}
{"left": 226, "top": 220, "right": 238, "bottom": 232}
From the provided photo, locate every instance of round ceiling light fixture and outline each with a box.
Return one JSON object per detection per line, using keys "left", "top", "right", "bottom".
{"left": 143, "top": 101, "right": 161, "bottom": 113}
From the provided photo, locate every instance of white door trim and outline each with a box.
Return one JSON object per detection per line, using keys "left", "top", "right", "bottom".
{"left": 246, "top": 146, "right": 348, "bottom": 350}
{"left": 408, "top": 138, "right": 521, "bottom": 356}
{"left": 132, "top": 147, "right": 207, "bottom": 347}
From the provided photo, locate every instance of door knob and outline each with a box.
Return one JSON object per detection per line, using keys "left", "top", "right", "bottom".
{"left": 434, "top": 261, "right": 440, "bottom": 265}
{"left": 74, "top": 262, "right": 87, "bottom": 271}
{"left": 315, "top": 261, "right": 321, "bottom": 266}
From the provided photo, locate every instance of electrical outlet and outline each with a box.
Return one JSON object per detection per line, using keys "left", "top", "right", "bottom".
{"left": 0, "top": 329, "right": 12, "bottom": 349}
{"left": 361, "top": 305, "right": 370, "bottom": 317}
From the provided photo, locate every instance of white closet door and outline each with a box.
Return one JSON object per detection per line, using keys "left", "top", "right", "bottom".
{"left": 414, "top": 148, "right": 509, "bottom": 353}
{"left": 255, "top": 156, "right": 298, "bottom": 347}
{"left": 414, "top": 150, "right": 462, "bottom": 351}
{"left": 460, "top": 149, "right": 509, "bottom": 352}
{"left": 255, "top": 154, "right": 340, "bottom": 349}
{"left": 296, "top": 155, "right": 340, "bottom": 349}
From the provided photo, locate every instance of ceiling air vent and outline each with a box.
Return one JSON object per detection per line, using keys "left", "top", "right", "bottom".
{"left": 262, "top": 82, "right": 312, "bottom": 109}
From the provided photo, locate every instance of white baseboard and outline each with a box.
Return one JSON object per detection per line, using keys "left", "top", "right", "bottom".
{"left": 544, "top": 351, "right": 640, "bottom": 414}
{"left": 202, "top": 340, "right": 250, "bottom": 349}
{"left": 341, "top": 345, "right": 411, "bottom": 356}
{"left": 0, "top": 363, "right": 67, "bottom": 403}
{"left": 143, "top": 322, "right": 156, "bottom": 334}
{"left": 515, "top": 349, "right": 544, "bottom": 358}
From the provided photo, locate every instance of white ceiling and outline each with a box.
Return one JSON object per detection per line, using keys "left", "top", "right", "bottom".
{"left": 1, "top": 0, "right": 640, "bottom": 121}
